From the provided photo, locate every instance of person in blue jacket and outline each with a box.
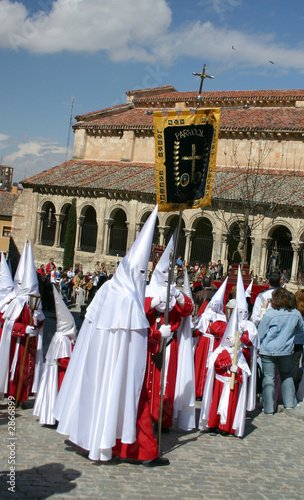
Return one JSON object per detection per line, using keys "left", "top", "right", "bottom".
{"left": 258, "top": 287, "right": 304, "bottom": 414}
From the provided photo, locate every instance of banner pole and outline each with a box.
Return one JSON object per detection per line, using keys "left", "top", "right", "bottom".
{"left": 158, "top": 210, "right": 183, "bottom": 455}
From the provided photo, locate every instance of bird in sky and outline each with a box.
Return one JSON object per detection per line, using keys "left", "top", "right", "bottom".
{"left": 269, "top": 60, "right": 274, "bottom": 64}
{"left": 232, "top": 46, "right": 236, "bottom": 50}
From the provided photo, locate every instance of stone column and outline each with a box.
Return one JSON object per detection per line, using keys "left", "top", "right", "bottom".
{"left": 125, "top": 221, "right": 131, "bottom": 252}
{"left": 220, "top": 232, "right": 229, "bottom": 275}
{"left": 210, "top": 230, "right": 217, "bottom": 262}
{"left": 54, "top": 213, "right": 65, "bottom": 248}
{"left": 76, "top": 215, "right": 85, "bottom": 251}
{"left": 290, "top": 241, "right": 302, "bottom": 283}
{"left": 158, "top": 225, "right": 170, "bottom": 247}
{"left": 135, "top": 222, "right": 143, "bottom": 239}
{"left": 36, "top": 210, "right": 46, "bottom": 244}
{"left": 259, "top": 237, "right": 272, "bottom": 279}
{"left": 104, "top": 217, "right": 114, "bottom": 254}
{"left": 184, "top": 228, "right": 195, "bottom": 265}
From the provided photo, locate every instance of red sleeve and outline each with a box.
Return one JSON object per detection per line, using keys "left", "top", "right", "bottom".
{"left": 144, "top": 297, "right": 156, "bottom": 327}
{"left": 240, "top": 331, "right": 253, "bottom": 347}
{"left": 176, "top": 294, "right": 193, "bottom": 318}
{"left": 45, "top": 263, "right": 51, "bottom": 274}
{"left": 214, "top": 350, "right": 232, "bottom": 370}
{"left": 12, "top": 322, "right": 27, "bottom": 337}
{"left": 209, "top": 321, "right": 227, "bottom": 340}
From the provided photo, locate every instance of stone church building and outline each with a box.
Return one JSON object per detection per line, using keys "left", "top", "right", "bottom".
{"left": 10, "top": 86, "right": 304, "bottom": 282}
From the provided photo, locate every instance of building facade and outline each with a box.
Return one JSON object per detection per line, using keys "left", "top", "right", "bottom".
{"left": 10, "top": 86, "right": 304, "bottom": 282}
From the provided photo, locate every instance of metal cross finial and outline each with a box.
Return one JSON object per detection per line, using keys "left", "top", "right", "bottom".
{"left": 193, "top": 64, "right": 214, "bottom": 107}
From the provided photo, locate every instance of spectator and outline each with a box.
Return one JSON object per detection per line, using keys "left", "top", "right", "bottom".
{"left": 217, "top": 260, "right": 223, "bottom": 279}
{"left": 293, "top": 290, "right": 304, "bottom": 394}
{"left": 37, "top": 264, "right": 46, "bottom": 277}
{"left": 258, "top": 288, "right": 304, "bottom": 414}
{"left": 60, "top": 276, "right": 69, "bottom": 305}
{"left": 281, "top": 269, "right": 289, "bottom": 284}
{"left": 97, "top": 263, "right": 108, "bottom": 289}
{"left": 45, "top": 258, "right": 56, "bottom": 278}
{"left": 251, "top": 271, "right": 281, "bottom": 327}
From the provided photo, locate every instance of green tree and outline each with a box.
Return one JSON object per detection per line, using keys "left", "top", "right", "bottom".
{"left": 63, "top": 198, "right": 76, "bottom": 269}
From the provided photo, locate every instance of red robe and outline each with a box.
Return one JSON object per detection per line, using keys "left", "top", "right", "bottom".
{"left": 208, "top": 349, "right": 243, "bottom": 434}
{"left": 144, "top": 294, "right": 193, "bottom": 429}
{"left": 194, "top": 320, "right": 227, "bottom": 398}
{"left": 112, "top": 363, "right": 159, "bottom": 461}
{"left": 58, "top": 357, "right": 71, "bottom": 391}
{"left": 7, "top": 304, "right": 37, "bottom": 402}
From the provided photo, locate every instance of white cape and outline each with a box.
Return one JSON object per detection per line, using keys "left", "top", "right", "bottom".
{"left": 53, "top": 318, "right": 147, "bottom": 461}
{"left": 33, "top": 333, "right": 73, "bottom": 425}
{"left": 173, "top": 315, "right": 196, "bottom": 431}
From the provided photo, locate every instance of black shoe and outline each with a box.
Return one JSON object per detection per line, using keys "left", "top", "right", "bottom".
{"left": 143, "top": 457, "right": 170, "bottom": 467}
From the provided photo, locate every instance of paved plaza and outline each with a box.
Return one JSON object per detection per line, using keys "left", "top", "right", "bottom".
{"left": 1, "top": 307, "right": 304, "bottom": 500}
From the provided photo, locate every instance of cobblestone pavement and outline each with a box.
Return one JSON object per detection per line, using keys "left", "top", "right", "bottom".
{"left": 1, "top": 308, "right": 304, "bottom": 500}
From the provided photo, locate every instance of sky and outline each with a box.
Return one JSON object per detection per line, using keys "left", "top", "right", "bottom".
{"left": 1, "top": 0, "right": 304, "bottom": 183}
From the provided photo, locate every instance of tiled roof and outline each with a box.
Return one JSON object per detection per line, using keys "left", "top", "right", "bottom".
{"left": 126, "top": 85, "right": 176, "bottom": 96}
{"left": 22, "top": 161, "right": 304, "bottom": 208}
{"left": 76, "top": 106, "right": 304, "bottom": 132}
{"left": 133, "top": 88, "right": 304, "bottom": 103}
{"left": 22, "top": 160, "right": 156, "bottom": 195}
{"left": 0, "top": 191, "right": 20, "bottom": 217}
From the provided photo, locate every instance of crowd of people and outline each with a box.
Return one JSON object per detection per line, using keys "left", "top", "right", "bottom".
{"left": 36, "top": 259, "right": 116, "bottom": 310}
{"left": 0, "top": 214, "right": 304, "bottom": 468}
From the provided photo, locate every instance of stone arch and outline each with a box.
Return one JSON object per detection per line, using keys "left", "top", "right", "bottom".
{"left": 190, "top": 217, "right": 213, "bottom": 265}
{"left": 266, "top": 224, "right": 293, "bottom": 276}
{"left": 227, "top": 219, "right": 252, "bottom": 266}
{"left": 298, "top": 229, "right": 304, "bottom": 280}
{"left": 108, "top": 207, "right": 128, "bottom": 257}
{"left": 140, "top": 211, "right": 160, "bottom": 247}
{"left": 40, "top": 200, "right": 56, "bottom": 246}
{"left": 164, "top": 214, "right": 186, "bottom": 259}
{"left": 59, "top": 202, "right": 72, "bottom": 248}
{"left": 80, "top": 205, "right": 98, "bottom": 253}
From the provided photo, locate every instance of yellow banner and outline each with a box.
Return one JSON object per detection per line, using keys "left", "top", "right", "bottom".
{"left": 154, "top": 108, "right": 220, "bottom": 212}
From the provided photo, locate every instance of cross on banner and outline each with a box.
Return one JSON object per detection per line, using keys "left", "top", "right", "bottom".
{"left": 182, "top": 144, "right": 203, "bottom": 182}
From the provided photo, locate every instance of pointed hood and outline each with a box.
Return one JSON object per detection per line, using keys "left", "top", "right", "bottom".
{"left": 13, "top": 240, "right": 27, "bottom": 292}
{"left": 0, "top": 253, "right": 15, "bottom": 310}
{"left": 85, "top": 205, "right": 158, "bottom": 330}
{"left": 220, "top": 301, "right": 239, "bottom": 348}
{"left": 146, "top": 229, "right": 177, "bottom": 298}
{"left": 53, "top": 285, "right": 76, "bottom": 338}
{"left": 236, "top": 266, "right": 248, "bottom": 321}
{"left": 183, "top": 267, "right": 193, "bottom": 301}
{"left": 205, "top": 277, "right": 228, "bottom": 314}
{"left": 0, "top": 252, "right": 14, "bottom": 296}
{"left": 245, "top": 280, "right": 253, "bottom": 298}
{"left": 17, "top": 241, "right": 40, "bottom": 298}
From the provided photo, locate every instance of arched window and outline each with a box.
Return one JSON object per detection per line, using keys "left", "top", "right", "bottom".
{"left": 190, "top": 218, "right": 213, "bottom": 265}
{"left": 140, "top": 213, "right": 160, "bottom": 246}
{"left": 41, "top": 202, "right": 56, "bottom": 246}
{"left": 165, "top": 215, "right": 185, "bottom": 258}
{"left": 80, "top": 206, "right": 97, "bottom": 253}
{"left": 109, "top": 209, "right": 128, "bottom": 257}
{"left": 267, "top": 226, "right": 293, "bottom": 276}
{"left": 59, "top": 204, "right": 71, "bottom": 248}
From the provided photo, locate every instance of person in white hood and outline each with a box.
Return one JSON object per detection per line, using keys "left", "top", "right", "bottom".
{"left": 5, "top": 242, "right": 44, "bottom": 404}
{"left": 33, "top": 285, "right": 76, "bottom": 425}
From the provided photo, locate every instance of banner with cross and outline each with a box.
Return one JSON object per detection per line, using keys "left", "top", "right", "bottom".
{"left": 154, "top": 108, "right": 220, "bottom": 212}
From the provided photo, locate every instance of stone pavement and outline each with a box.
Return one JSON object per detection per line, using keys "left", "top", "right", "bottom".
{"left": 1, "top": 307, "right": 304, "bottom": 500}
